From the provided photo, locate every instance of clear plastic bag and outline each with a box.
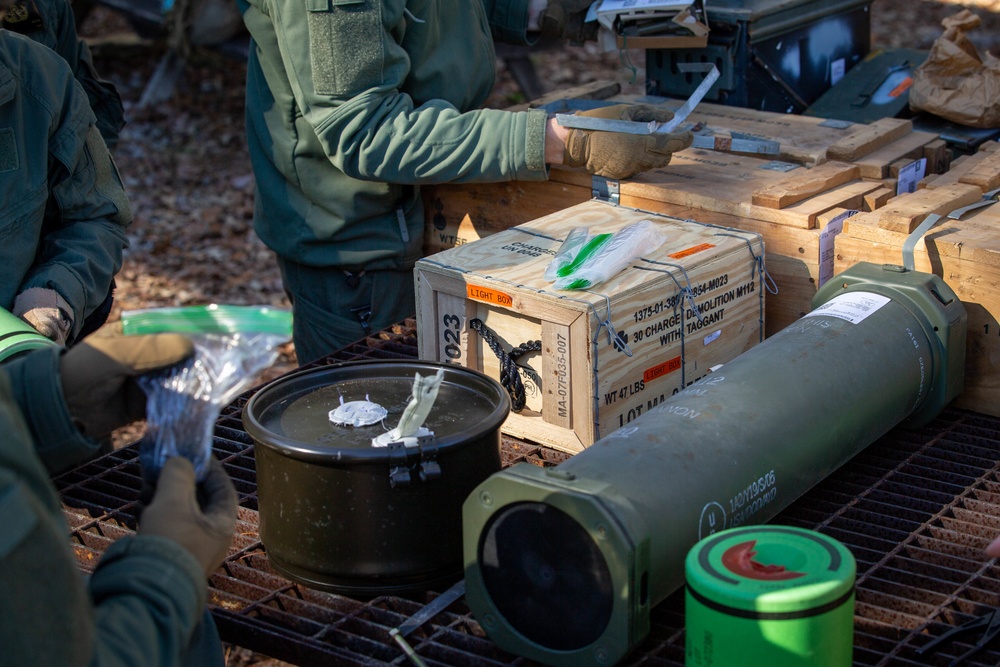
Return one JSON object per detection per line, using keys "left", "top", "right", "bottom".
{"left": 545, "top": 219, "right": 668, "bottom": 290}
{"left": 122, "top": 305, "right": 293, "bottom": 481}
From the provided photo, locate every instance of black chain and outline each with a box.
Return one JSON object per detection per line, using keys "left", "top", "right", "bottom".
{"left": 469, "top": 318, "right": 541, "bottom": 412}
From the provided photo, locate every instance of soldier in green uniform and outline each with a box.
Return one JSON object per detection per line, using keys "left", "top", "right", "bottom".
{"left": 1, "top": 0, "right": 127, "bottom": 345}
{"left": 0, "top": 0, "right": 124, "bottom": 149}
{"left": 237, "top": 0, "right": 692, "bottom": 363}
{"left": 0, "top": 326, "right": 238, "bottom": 666}
{"left": 0, "top": 26, "right": 129, "bottom": 346}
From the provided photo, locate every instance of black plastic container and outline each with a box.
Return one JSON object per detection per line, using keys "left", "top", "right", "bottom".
{"left": 243, "top": 360, "right": 509, "bottom": 596}
{"left": 646, "top": 0, "right": 872, "bottom": 113}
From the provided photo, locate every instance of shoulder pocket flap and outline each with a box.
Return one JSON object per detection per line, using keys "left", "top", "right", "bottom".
{"left": 0, "top": 483, "right": 40, "bottom": 559}
{"left": 307, "top": 0, "right": 365, "bottom": 10}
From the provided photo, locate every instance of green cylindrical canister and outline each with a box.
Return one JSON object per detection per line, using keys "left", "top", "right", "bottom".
{"left": 0, "top": 308, "right": 57, "bottom": 362}
{"left": 685, "top": 526, "right": 856, "bottom": 667}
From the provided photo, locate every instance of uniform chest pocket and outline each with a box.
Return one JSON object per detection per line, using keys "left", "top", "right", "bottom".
{"left": 306, "top": 0, "right": 383, "bottom": 96}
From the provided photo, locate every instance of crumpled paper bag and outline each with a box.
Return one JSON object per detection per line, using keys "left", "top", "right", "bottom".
{"left": 909, "top": 9, "right": 1000, "bottom": 128}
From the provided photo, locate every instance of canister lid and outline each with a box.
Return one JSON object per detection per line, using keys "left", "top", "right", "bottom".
{"left": 685, "top": 525, "right": 856, "bottom": 616}
{"left": 244, "top": 360, "right": 510, "bottom": 461}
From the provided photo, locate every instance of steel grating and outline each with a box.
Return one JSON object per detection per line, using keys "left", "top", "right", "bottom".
{"left": 55, "top": 319, "right": 1000, "bottom": 666}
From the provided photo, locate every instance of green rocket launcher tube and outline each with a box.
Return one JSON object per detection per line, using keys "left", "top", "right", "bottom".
{"left": 463, "top": 262, "right": 966, "bottom": 666}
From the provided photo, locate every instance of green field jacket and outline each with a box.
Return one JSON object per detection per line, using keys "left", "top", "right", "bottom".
{"left": 0, "top": 346, "right": 210, "bottom": 666}
{"left": 1, "top": 0, "right": 125, "bottom": 149}
{"left": 238, "top": 0, "right": 550, "bottom": 271}
{"left": 0, "top": 30, "right": 130, "bottom": 340}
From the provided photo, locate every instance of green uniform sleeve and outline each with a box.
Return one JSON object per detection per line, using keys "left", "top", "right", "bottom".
{"left": 4, "top": 345, "right": 101, "bottom": 473}
{"left": 17, "top": 54, "right": 131, "bottom": 340}
{"left": 0, "top": 366, "right": 209, "bottom": 667}
{"left": 241, "top": 0, "right": 549, "bottom": 185}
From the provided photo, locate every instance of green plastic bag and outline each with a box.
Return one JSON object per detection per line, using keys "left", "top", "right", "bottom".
{"left": 543, "top": 219, "right": 668, "bottom": 290}
{"left": 127, "top": 305, "right": 293, "bottom": 481}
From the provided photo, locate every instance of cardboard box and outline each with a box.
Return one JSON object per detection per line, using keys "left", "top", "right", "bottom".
{"left": 415, "top": 200, "right": 765, "bottom": 453}
{"left": 834, "top": 181, "right": 1000, "bottom": 417}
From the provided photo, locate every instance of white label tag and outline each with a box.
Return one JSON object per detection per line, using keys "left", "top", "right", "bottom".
{"left": 818, "top": 210, "right": 858, "bottom": 288}
{"left": 804, "top": 291, "right": 890, "bottom": 324}
{"left": 830, "top": 58, "right": 846, "bottom": 86}
{"left": 897, "top": 158, "right": 927, "bottom": 195}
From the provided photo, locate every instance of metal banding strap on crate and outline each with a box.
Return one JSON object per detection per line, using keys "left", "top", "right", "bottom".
{"left": 632, "top": 230, "right": 771, "bottom": 391}
{"left": 901, "top": 188, "right": 1000, "bottom": 271}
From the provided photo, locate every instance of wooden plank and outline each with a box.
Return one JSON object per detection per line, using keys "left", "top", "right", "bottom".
{"left": 421, "top": 179, "right": 591, "bottom": 255}
{"left": 616, "top": 149, "right": 817, "bottom": 229}
{"left": 853, "top": 130, "right": 938, "bottom": 180}
{"left": 864, "top": 187, "right": 894, "bottom": 212}
{"left": 889, "top": 159, "right": 913, "bottom": 179}
{"left": 751, "top": 162, "right": 860, "bottom": 209}
{"left": 826, "top": 118, "right": 914, "bottom": 162}
{"left": 919, "top": 148, "right": 1000, "bottom": 193}
{"left": 612, "top": 94, "right": 856, "bottom": 166}
{"left": 923, "top": 138, "right": 951, "bottom": 175}
{"left": 958, "top": 148, "right": 1000, "bottom": 191}
{"left": 507, "top": 79, "right": 621, "bottom": 112}
{"left": 779, "top": 180, "right": 883, "bottom": 227}
{"left": 874, "top": 183, "right": 983, "bottom": 234}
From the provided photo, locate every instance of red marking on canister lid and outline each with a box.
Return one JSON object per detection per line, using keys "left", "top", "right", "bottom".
{"left": 721, "top": 540, "right": 807, "bottom": 581}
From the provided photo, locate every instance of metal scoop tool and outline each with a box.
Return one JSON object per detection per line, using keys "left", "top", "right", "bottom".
{"left": 554, "top": 62, "right": 720, "bottom": 135}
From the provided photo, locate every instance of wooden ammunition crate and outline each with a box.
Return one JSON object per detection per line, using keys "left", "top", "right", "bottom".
{"left": 423, "top": 98, "right": 950, "bottom": 336}
{"left": 415, "top": 200, "right": 765, "bottom": 453}
{"left": 834, "top": 178, "right": 1000, "bottom": 417}
{"left": 427, "top": 151, "right": 883, "bottom": 335}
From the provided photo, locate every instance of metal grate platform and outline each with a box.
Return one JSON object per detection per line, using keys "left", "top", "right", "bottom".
{"left": 56, "top": 319, "right": 1000, "bottom": 666}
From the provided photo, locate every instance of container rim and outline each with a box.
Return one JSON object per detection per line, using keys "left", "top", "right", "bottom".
{"left": 242, "top": 359, "right": 512, "bottom": 463}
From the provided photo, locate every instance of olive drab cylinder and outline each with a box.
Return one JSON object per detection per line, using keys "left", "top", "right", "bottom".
{"left": 462, "top": 262, "right": 967, "bottom": 667}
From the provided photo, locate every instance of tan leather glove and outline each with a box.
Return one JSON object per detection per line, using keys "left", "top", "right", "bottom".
{"left": 59, "top": 322, "right": 195, "bottom": 440}
{"left": 13, "top": 287, "right": 73, "bottom": 346}
{"left": 564, "top": 103, "right": 693, "bottom": 180}
{"left": 539, "top": 0, "right": 598, "bottom": 44}
{"left": 139, "top": 456, "right": 238, "bottom": 577}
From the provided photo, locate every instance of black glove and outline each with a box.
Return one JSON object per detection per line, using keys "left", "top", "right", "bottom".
{"left": 59, "top": 322, "right": 195, "bottom": 440}
{"left": 540, "top": 0, "right": 599, "bottom": 44}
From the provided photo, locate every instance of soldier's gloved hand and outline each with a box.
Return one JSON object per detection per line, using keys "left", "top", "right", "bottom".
{"left": 563, "top": 104, "right": 693, "bottom": 179}
{"left": 539, "top": 0, "right": 599, "bottom": 44}
{"left": 139, "top": 456, "right": 238, "bottom": 577}
{"left": 59, "top": 322, "right": 195, "bottom": 440}
{"left": 13, "top": 287, "right": 73, "bottom": 346}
